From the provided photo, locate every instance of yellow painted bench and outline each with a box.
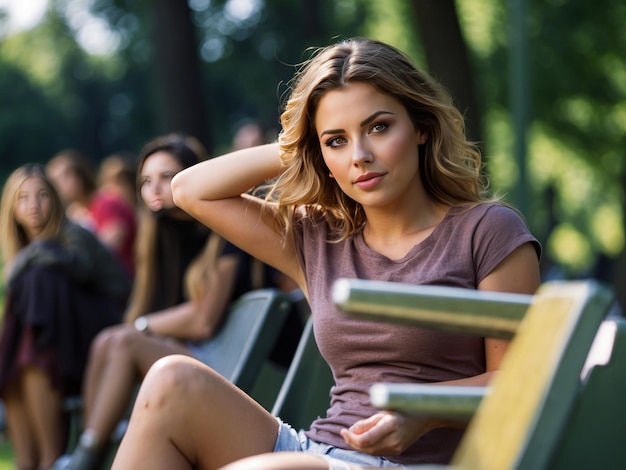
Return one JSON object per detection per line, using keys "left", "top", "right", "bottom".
{"left": 333, "top": 279, "right": 620, "bottom": 469}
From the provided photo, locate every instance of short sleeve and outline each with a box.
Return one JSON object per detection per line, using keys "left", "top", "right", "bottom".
{"left": 472, "top": 205, "right": 541, "bottom": 284}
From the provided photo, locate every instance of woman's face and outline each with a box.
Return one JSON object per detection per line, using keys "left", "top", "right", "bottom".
{"left": 139, "top": 151, "right": 184, "bottom": 213}
{"left": 314, "top": 82, "right": 427, "bottom": 211}
{"left": 46, "top": 158, "right": 82, "bottom": 204}
{"left": 14, "top": 176, "right": 53, "bottom": 239}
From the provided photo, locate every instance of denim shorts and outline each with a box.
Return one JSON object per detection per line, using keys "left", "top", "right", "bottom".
{"left": 272, "top": 418, "right": 406, "bottom": 469}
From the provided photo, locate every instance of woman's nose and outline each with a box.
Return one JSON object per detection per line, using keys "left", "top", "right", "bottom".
{"left": 352, "top": 140, "right": 373, "bottom": 165}
{"left": 152, "top": 181, "right": 163, "bottom": 195}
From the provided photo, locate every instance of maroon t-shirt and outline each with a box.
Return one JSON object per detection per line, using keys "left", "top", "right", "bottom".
{"left": 293, "top": 204, "right": 541, "bottom": 465}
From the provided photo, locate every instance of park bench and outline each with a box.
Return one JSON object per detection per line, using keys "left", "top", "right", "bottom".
{"left": 332, "top": 278, "right": 623, "bottom": 469}
{"left": 64, "top": 287, "right": 293, "bottom": 462}
{"left": 271, "top": 316, "right": 334, "bottom": 430}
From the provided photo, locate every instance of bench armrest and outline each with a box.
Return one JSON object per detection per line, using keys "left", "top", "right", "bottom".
{"left": 333, "top": 278, "right": 532, "bottom": 339}
{"left": 370, "top": 383, "right": 487, "bottom": 421}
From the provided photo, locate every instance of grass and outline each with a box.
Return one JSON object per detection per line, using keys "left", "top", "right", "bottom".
{"left": 0, "top": 439, "right": 13, "bottom": 469}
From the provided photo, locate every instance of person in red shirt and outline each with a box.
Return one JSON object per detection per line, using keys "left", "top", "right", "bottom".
{"left": 46, "top": 150, "right": 137, "bottom": 276}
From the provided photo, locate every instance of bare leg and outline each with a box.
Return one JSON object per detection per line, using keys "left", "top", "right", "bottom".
{"left": 82, "top": 325, "right": 125, "bottom": 424}
{"left": 4, "top": 382, "right": 39, "bottom": 470}
{"left": 82, "top": 325, "right": 191, "bottom": 450}
{"left": 220, "top": 452, "right": 335, "bottom": 470}
{"left": 112, "top": 355, "right": 279, "bottom": 470}
{"left": 21, "top": 366, "right": 64, "bottom": 468}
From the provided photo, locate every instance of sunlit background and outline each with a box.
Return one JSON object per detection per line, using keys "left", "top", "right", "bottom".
{"left": 0, "top": 0, "right": 624, "bottom": 303}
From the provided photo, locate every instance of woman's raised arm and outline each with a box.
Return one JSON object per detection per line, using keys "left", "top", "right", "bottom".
{"left": 171, "top": 143, "right": 305, "bottom": 289}
{"left": 172, "top": 143, "right": 281, "bottom": 206}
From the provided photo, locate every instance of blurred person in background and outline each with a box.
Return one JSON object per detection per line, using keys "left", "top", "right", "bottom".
{"left": 59, "top": 133, "right": 293, "bottom": 470}
{"left": 97, "top": 151, "right": 138, "bottom": 209}
{"left": 0, "top": 164, "right": 130, "bottom": 470}
{"left": 46, "top": 149, "right": 137, "bottom": 276}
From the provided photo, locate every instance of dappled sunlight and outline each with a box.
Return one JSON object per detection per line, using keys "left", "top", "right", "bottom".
{"left": 548, "top": 224, "right": 593, "bottom": 271}
{"left": 529, "top": 131, "right": 595, "bottom": 214}
{"left": 592, "top": 205, "right": 625, "bottom": 256}
{"left": 602, "top": 55, "right": 626, "bottom": 95}
{"left": 0, "top": 31, "right": 64, "bottom": 87}
{"left": 362, "top": 0, "right": 425, "bottom": 67}
{"left": 483, "top": 107, "right": 517, "bottom": 193}
{"left": 527, "top": 128, "right": 624, "bottom": 271}
{"left": 557, "top": 98, "right": 594, "bottom": 130}
{"left": 457, "top": 0, "right": 504, "bottom": 58}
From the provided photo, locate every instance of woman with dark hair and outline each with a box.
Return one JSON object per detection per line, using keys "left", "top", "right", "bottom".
{"left": 112, "top": 38, "right": 541, "bottom": 469}
{"left": 0, "top": 164, "right": 129, "bottom": 470}
{"left": 61, "top": 133, "right": 280, "bottom": 470}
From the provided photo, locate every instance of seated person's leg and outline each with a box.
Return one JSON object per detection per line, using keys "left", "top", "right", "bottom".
{"left": 3, "top": 382, "right": 39, "bottom": 470}
{"left": 112, "top": 355, "right": 280, "bottom": 470}
{"left": 22, "top": 366, "right": 64, "bottom": 469}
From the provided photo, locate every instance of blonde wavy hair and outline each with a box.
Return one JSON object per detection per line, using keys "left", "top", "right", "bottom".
{"left": 0, "top": 164, "right": 65, "bottom": 279}
{"left": 270, "top": 37, "right": 495, "bottom": 241}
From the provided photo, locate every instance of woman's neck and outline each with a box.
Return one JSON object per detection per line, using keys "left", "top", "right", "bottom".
{"left": 362, "top": 200, "right": 449, "bottom": 260}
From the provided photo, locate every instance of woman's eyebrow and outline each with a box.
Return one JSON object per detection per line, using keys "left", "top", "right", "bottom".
{"left": 320, "top": 111, "right": 395, "bottom": 137}
{"left": 360, "top": 110, "right": 394, "bottom": 127}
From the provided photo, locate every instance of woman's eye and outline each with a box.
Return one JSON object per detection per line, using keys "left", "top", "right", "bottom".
{"left": 370, "top": 122, "right": 388, "bottom": 134}
{"left": 325, "top": 136, "right": 347, "bottom": 148}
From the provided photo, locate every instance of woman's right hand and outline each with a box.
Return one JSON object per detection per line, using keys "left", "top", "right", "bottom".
{"left": 340, "top": 411, "right": 445, "bottom": 456}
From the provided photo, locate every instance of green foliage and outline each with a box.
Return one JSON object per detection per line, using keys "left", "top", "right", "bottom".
{"left": 458, "top": 0, "right": 625, "bottom": 275}
{"left": 361, "top": 0, "right": 425, "bottom": 67}
{"left": 0, "top": 0, "right": 624, "bottom": 279}
{"left": 0, "top": 1, "right": 158, "bottom": 165}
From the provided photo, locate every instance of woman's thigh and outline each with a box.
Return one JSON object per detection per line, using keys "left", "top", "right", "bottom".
{"left": 114, "top": 355, "right": 279, "bottom": 469}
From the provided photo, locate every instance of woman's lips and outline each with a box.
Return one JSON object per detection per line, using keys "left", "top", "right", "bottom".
{"left": 354, "top": 173, "right": 385, "bottom": 189}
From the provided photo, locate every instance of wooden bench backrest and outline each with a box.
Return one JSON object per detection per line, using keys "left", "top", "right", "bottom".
{"left": 453, "top": 281, "right": 613, "bottom": 469}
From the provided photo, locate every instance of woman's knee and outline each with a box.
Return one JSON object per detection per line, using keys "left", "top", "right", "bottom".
{"left": 93, "top": 325, "right": 140, "bottom": 358}
{"left": 140, "top": 355, "right": 222, "bottom": 403}
{"left": 89, "top": 326, "right": 118, "bottom": 356}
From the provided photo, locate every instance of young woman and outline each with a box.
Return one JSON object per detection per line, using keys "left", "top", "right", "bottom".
{"left": 111, "top": 38, "right": 541, "bottom": 469}
{"left": 61, "top": 133, "right": 285, "bottom": 470}
{"left": 0, "top": 164, "right": 129, "bottom": 470}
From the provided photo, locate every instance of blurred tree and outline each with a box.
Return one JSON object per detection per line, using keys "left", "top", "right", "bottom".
{"left": 0, "top": 6, "right": 114, "bottom": 163}
{"left": 410, "top": 0, "right": 483, "bottom": 147}
{"left": 152, "top": 0, "right": 210, "bottom": 150}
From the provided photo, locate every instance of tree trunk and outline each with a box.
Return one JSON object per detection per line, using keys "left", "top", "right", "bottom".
{"left": 410, "top": 0, "right": 483, "bottom": 150}
{"left": 152, "top": 0, "right": 211, "bottom": 152}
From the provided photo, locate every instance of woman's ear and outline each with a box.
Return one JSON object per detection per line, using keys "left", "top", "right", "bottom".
{"left": 416, "top": 129, "right": 428, "bottom": 145}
